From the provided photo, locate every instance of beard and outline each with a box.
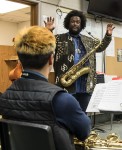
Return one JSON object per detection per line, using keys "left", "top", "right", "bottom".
{"left": 69, "top": 28, "right": 82, "bottom": 35}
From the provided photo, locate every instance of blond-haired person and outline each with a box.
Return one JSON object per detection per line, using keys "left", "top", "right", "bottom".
{"left": 0, "top": 26, "right": 91, "bottom": 150}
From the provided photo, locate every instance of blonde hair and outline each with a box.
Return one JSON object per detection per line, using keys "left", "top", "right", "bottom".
{"left": 14, "top": 26, "right": 56, "bottom": 55}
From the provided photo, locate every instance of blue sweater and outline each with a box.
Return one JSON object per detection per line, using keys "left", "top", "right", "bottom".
{"left": 22, "top": 69, "right": 91, "bottom": 140}
{"left": 53, "top": 92, "right": 91, "bottom": 141}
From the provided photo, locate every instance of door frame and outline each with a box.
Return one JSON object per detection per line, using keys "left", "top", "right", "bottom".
{"left": 9, "top": 0, "right": 41, "bottom": 25}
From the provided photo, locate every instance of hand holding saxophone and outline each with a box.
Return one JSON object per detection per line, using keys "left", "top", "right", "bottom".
{"left": 106, "top": 23, "right": 115, "bottom": 36}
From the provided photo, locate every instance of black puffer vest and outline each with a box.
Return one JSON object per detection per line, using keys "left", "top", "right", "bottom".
{"left": 0, "top": 77, "right": 76, "bottom": 150}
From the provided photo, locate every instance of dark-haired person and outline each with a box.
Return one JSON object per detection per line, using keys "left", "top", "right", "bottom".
{"left": 0, "top": 26, "right": 91, "bottom": 150}
{"left": 44, "top": 10, "right": 115, "bottom": 112}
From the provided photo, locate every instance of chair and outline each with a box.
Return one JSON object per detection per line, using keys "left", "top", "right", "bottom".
{"left": 0, "top": 119, "right": 56, "bottom": 150}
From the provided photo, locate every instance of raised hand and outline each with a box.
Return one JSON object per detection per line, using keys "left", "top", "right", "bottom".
{"left": 106, "top": 23, "right": 115, "bottom": 36}
{"left": 44, "top": 17, "right": 55, "bottom": 31}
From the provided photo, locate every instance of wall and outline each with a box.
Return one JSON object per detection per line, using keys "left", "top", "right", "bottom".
{"left": 18, "top": 21, "right": 30, "bottom": 31}
{"left": 41, "top": 0, "right": 82, "bottom": 10}
{"left": 0, "top": 20, "right": 30, "bottom": 46}
{"left": 0, "top": 21, "right": 18, "bottom": 46}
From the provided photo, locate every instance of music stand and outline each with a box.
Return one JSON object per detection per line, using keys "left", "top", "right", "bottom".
{"left": 90, "top": 74, "right": 106, "bottom": 132}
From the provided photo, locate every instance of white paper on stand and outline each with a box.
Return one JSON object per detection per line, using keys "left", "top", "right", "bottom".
{"left": 86, "top": 83, "right": 107, "bottom": 112}
{"left": 86, "top": 80, "right": 122, "bottom": 113}
{"left": 98, "top": 80, "right": 122, "bottom": 112}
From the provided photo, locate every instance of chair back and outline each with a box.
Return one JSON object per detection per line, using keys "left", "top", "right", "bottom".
{"left": 0, "top": 119, "right": 56, "bottom": 150}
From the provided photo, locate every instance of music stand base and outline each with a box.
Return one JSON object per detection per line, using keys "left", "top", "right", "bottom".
{"left": 91, "top": 112, "right": 106, "bottom": 133}
{"left": 92, "top": 127, "right": 106, "bottom": 133}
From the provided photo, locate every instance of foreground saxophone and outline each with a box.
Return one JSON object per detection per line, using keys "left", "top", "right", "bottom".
{"left": 74, "top": 131, "right": 122, "bottom": 150}
{"left": 60, "top": 36, "right": 101, "bottom": 87}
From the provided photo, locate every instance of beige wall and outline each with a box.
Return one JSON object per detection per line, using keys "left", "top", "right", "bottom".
{"left": 0, "top": 20, "right": 30, "bottom": 46}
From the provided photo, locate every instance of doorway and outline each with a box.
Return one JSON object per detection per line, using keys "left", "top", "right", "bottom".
{"left": 9, "top": 0, "right": 41, "bottom": 25}
{"left": 0, "top": 0, "right": 41, "bottom": 93}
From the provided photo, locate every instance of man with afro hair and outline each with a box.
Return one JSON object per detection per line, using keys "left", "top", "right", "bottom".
{"left": 45, "top": 10, "right": 115, "bottom": 112}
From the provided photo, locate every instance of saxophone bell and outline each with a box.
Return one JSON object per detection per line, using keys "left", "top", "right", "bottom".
{"left": 60, "top": 34, "right": 101, "bottom": 87}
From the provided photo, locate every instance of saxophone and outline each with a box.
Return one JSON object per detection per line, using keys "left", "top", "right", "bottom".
{"left": 74, "top": 131, "right": 122, "bottom": 150}
{"left": 60, "top": 35, "right": 101, "bottom": 87}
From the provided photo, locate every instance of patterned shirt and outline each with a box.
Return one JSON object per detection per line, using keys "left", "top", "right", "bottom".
{"left": 71, "top": 34, "right": 89, "bottom": 93}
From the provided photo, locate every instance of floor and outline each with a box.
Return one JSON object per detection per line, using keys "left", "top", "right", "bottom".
{"left": 93, "top": 120, "right": 122, "bottom": 139}
{"left": 75, "top": 117, "right": 122, "bottom": 150}
{"left": 89, "top": 115, "right": 122, "bottom": 150}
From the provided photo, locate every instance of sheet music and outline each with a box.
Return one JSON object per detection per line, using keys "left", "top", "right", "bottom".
{"left": 86, "top": 83, "right": 107, "bottom": 112}
{"left": 86, "top": 80, "right": 122, "bottom": 113}
{"left": 98, "top": 80, "right": 122, "bottom": 112}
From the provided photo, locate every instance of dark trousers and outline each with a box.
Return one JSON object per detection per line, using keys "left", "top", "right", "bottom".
{"left": 72, "top": 93, "right": 92, "bottom": 112}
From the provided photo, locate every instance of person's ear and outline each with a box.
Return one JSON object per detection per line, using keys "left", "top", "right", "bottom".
{"left": 49, "top": 53, "right": 54, "bottom": 65}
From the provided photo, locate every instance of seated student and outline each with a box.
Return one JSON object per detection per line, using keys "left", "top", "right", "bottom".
{"left": 0, "top": 26, "right": 91, "bottom": 150}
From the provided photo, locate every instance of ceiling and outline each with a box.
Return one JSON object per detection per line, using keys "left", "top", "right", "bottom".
{"left": 0, "top": 6, "right": 30, "bottom": 23}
